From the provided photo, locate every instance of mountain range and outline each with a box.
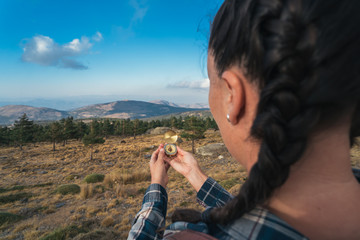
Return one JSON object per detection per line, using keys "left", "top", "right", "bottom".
{"left": 0, "top": 100, "right": 209, "bottom": 125}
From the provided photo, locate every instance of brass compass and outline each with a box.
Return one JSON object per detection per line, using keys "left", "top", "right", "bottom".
{"left": 164, "top": 130, "right": 178, "bottom": 156}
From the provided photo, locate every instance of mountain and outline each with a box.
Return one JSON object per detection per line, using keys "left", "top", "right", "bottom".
{"left": 0, "top": 100, "right": 208, "bottom": 125}
{"left": 69, "top": 100, "right": 205, "bottom": 119}
{"left": 0, "top": 105, "right": 69, "bottom": 125}
{"left": 150, "top": 100, "right": 209, "bottom": 109}
{"left": 142, "top": 110, "right": 213, "bottom": 121}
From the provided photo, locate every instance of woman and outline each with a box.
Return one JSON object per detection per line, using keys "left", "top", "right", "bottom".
{"left": 128, "top": 0, "right": 360, "bottom": 239}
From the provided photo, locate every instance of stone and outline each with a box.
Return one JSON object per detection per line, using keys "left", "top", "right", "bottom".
{"left": 196, "top": 143, "right": 228, "bottom": 156}
{"left": 56, "top": 202, "right": 66, "bottom": 208}
{"left": 144, "top": 154, "right": 152, "bottom": 159}
{"left": 146, "top": 127, "right": 171, "bottom": 135}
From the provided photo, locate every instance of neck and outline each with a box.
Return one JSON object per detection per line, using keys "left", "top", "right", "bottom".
{"left": 266, "top": 124, "right": 360, "bottom": 239}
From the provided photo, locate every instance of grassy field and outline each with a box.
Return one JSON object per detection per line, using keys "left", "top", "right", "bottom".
{"left": 0, "top": 131, "right": 359, "bottom": 239}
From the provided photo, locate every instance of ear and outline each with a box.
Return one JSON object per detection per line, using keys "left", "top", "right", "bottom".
{"left": 221, "top": 70, "right": 245, "bottom": 125}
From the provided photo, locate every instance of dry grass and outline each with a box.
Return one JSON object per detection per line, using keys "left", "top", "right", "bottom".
{"left": 0, "top": 133, "right": 358, "bottom": 239}
{"left": 80, "top": 184, "right": 94, "bottom": 199}
{"left": 101, "top": 216, "right": 115, "bottom": 227}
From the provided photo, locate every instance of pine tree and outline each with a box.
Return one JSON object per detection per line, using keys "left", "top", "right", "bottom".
{"left": 12, "top": 113, "right": 35, "bottom": 150}
{"left": 75, "top": 121, "right": 88, "bottom": 141}
{"left": 0, "top": 126, "right": 11, "bottom": 146}
{"left": 63, "top": 116, "right": 77, "bottom": 144}
{"left": 82, "top": 133, "right": 105, "bottom": 161}
{"left": 180, "top": 116, "right": 206, "bottom": 153}
{"left": 102, "top": 119, "right": 113, "bottom": 138}
{"left": 48, "top": 121, "right": 64, "bottom": 151}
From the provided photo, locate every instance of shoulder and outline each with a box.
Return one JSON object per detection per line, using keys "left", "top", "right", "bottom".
{"left": 214, "top": 207, "right": 308, "bottom": 240}
{"left": 165, "top": 207, "right": 308, "bottom": 240}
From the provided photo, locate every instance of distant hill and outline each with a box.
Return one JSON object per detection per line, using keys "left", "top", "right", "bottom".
{"left": 69, "top": 100, "right": 206, "bottom": 119}
{"left": 0, "top": 105, "right": 69, "bottom": 125}
{"left": 142, "top": 110, "right": 213, "bottom": 121}
{"left": 0, "top": 100, "right": 209, "bottom": 125}
{"left": 150, "top": 100, "right": 209, "bottom": 109}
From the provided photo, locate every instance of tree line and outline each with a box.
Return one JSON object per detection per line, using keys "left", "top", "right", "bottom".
{"left": 0, "top": 113, "right": 218, "bottom": 151}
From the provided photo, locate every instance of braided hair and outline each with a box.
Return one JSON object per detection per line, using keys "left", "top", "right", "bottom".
{"left": 208, "top": 0, "right": 360, "bottom": 224}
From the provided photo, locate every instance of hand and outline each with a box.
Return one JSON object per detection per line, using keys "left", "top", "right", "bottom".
{"left": 163, "top": 146, "right": 207, "bottom": 192}
{"left": 149, "top": 144, "right": 170, "bottom": 188}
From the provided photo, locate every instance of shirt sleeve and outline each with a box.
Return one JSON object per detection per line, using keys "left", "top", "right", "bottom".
{"left": 196, "top": 177, "right": 233, "bottom": 208}
{"left": 127, "top": 184, "right": 168, "bottom": 240}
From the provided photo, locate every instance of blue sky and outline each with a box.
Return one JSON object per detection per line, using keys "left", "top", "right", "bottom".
{"left": 0, "top": 0, "right": 223, "bottom": 109}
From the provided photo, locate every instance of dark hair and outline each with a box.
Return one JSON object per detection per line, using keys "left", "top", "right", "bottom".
{"left": 209, "top": 0, "right": 360, "bottom": 224}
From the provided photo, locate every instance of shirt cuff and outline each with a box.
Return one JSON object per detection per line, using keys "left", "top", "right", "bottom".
{"left": 196, "top": 177, "right": 216, "bottom": 207}
{"left": 143, "top": 183, "right": 168, "bottom": 204}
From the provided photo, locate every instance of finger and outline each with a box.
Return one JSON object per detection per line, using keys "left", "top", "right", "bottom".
{"left": 176, "top": 146, "right": 186, "bottom": 155}
{"left": 165, "top": 162, "right": 171, "bottom": 172}
{"left": 150, "top": 147, "right": 161, "bottom": 164}
{"left": 158, "top": 148, "right": 166, "bottom": 163}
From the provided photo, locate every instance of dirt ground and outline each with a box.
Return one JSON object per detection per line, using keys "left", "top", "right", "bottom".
{"left": 0, "top": 132, "right": 359, "bottom": 239}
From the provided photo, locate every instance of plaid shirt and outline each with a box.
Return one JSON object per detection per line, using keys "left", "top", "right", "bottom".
{"left": 129, "top": 169, "right": 360, "bottom": 240}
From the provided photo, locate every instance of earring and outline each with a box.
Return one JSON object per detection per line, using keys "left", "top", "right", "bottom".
{"left": 226, "top": 114, "right": 231, "bottom": 123}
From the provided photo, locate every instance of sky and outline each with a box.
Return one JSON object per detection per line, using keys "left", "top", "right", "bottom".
{"left": 0, "top": 0, "right": 223, "bottom": 110}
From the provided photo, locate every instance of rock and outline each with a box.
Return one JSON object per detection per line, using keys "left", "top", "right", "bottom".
{"left": 18, "top": 208, "right": 31, "bottom": 215}
{"left": 56, "top": 202, "right": 66, "bottom": 208}
{"left": 40, "top": 171, "right": 48, "bottom": 174}
{"left": 146, "top": 127, "right": 171, "bottom": 135}
{"left": 70, "top": 210, "right": 75, "bottom": 213}
{"left": 105, "top": 162, "right": 113, "bottom": 166}
{"left": 218, "top": 155, "right": 224, "bottom": 159}
{"left": 196, "top": 143, "right": 228, "bottom": 156}
{"left": 144, "top": 154, "right": 152, "bottom": 159}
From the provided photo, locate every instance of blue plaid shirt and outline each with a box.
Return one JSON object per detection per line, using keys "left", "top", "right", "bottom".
{"left": 128, "top": 169, "right": 360, "bottom": 240}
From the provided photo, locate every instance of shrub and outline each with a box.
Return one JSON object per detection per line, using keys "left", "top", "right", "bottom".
{"left": 0, "top": 212, "right": 23, "bottom": 226}
{"left": 56, "top": 184, "right": 81, "bottom": 195}
{"left": 106, "top": 169, "right": 150, "bottom": 186}
{"left": 83, "top": 174, "right": 105, "bottom": 184}
{"left": 40, "top": 225, "right": 87, "bottom": 240}
{"left": 0, "top": 192, "right": 31, "bottom": 204}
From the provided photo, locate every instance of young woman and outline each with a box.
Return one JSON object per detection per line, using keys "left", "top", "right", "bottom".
{"left": 128, "top": 0, "right": 360, "bottom": 239}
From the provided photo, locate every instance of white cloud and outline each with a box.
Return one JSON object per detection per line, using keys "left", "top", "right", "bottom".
{"left": 21, "top": 32, "right": 102, "bottom": 70}
{"left": 92, "top": 31, "right": 103, "bottom": 42}
{"left": 129, "top": 0, "right": 148, "bottom": 24}
{"left": 167, "top": 79, "right": 210, "bottom": 90}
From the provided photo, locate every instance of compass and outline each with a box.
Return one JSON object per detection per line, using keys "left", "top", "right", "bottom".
{"left": 164, "top": 131, "right": 178, "bottom": 157}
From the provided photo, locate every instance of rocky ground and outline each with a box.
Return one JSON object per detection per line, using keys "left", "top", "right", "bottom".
{"left": 0, "top": 131, "right": 359, "bottom": 240}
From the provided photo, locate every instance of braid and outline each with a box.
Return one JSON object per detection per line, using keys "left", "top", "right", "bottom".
{"left": 209, "top": 0, "right": 329, "bottom": 224}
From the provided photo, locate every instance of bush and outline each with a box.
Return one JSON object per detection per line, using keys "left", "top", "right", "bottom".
{"left": 83, "top": 174, "right": 105, "bottom": 184}
{"left": 40, "top": 225, "right": 87, "bottom": 240}
{"left": 0, "top": 212, "right": 23, "bottom": 226}
{"left": 0, "top": 192, "right": 31, "bottom": 204}
{"left": 56, "top": 184, "right": 81, "bottom": 195}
